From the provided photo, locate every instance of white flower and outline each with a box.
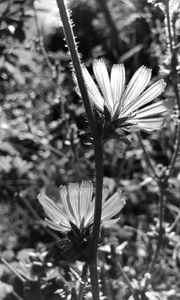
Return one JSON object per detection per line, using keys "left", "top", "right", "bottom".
{"left": 82, "top": 59, "right": 172, "bottom": 132}
{"left": 38, "top": 180, "right": 125, "bottom": 233}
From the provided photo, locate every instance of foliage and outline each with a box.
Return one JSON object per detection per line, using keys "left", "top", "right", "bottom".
{"left": 0, "top": 0, "right": 180, "bottom": 299}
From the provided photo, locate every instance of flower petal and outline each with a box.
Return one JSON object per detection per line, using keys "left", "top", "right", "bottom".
{"left": 110, "top": 64, "right": 125, "bottom": 111}
{"left": 133, "top": 99, "right": 171, "bottom": 119}
{"left": 122, "top": 66, "right": 151, "bottom": 107}
{"left": 130, "top": 117, "right": 165, "bottom": 131}
{"left": 102, "top": 186, "right": 110, "bottom": 203}
{"left": 93, "top": 59, "right": 113, "bottom": 111}
{"left": 101, "top": 190, "right": 125, "bottom": 222}
{"left": 84, "top": 201, "right": 95, "bottom": 228}
{"left": 59, "top": 185, "right": 77, "bottom": 224}
{"left": 67, "top": 183, "right": 81, "bottom": 227}
{"left": 122, "top": 79, "right": 166, "bottom": 116}
{"left": 45, "top": 218, "right": 70, "bottom": 232}
{"left": 102, "top": 217, "right": 120, "bottom": 226}
{"left": 79, "top": 180, "right": 94, "bottom": 221}
{"left": 82, "top": 65, "right": 104, "bottom": 111}
{"left": 38, "top": 193, "right": 68, "bottom": 223}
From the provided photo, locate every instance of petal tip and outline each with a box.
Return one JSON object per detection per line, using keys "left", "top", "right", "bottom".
{"left": 37, "top": 193, "right": 44, "bottom": 202}
{"left": 160, "top": 79, "right": 167, "bottom": 89}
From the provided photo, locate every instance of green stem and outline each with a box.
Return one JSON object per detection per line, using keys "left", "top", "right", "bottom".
{"left": 55, "top": 1, "right": 103, "bottom": 299}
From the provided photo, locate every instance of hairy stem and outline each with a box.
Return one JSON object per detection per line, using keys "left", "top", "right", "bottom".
{"left": 55, "top": 0, "right": 97, "bottom": 138}
{"left": 55, "top": 1, "right": 103, "bottom": 299}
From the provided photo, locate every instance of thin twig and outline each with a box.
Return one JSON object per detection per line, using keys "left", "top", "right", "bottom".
{"left": 165, "top": 0, "right": 174, "bottom": 55}
{"left": 147, "top": 0, "right": 180, "bottom": 280}
{"left": 78, "top": 263, "right": 89, "bottom": 300}
{"left": 165, "top": 0, "right": 180, "bottom": 175}
{"left": 1, "top": 258, "right": 26, "bottom": 283}
{"left": 167, "top": 210, "right": 180, "bottom": 232}
{"left": 95, "top": 0, "right": 120, "bottom": 58}
{"left": 137, "top": 132, "right": 158, "bottom": 179}
{"left": 33, "top": 3, "right": 56, "bottom": 78}
{"left": 116, "top": 260, "right": 134, "bottom": 292}
{"left": 169, "top": 122, "right": 180, "bottom": 175}
{"left": 12, "top": 291, "right": 24, "bottom": 300}
{"left": 21, "top": 196, "right": 60, "bottom": 241}
{"left": 148, "top": 185, "right": 165, "bottom": 273}
{"left": 111, "top": 245, "right": 135, "bottom": 293}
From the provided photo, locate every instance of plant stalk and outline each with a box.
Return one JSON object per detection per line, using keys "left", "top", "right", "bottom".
{"left": 137, "top": 132, "right": 158, "bottom": 179}
{"left": 165, "top": 0, "right": 180, "bottom": 175}
{"left": 78, "top": 263, "right": 89, "bottom": 300}
{"left": 148, "top": 185, "right": 165, "bottom": 273}
{"left": 55, "top": 1, "right": 103, "bottom": 299}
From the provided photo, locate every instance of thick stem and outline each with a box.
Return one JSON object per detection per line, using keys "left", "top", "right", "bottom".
{"left": 55, "top": 0, "right": 98, "bottom": 139}
{"left": 55, "top": 1, "right": 104, "bottom": 299}
{"left": 91, "top": 140, "right": 103, "bottom": 260}
{"left": 89, "top": 140, "right": 103, "bottom": 300}
{"left": 89, "top": 263, "right": 100, "bottom": 300}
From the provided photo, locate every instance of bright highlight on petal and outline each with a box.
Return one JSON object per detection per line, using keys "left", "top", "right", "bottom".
{"left": 38, "top": 181, "right": 125, "bottom": 233}
{"left": 122, "top": 66, "right": 151, "bottom": 107}
{"left": 110, "top": 64, "right": 125, "bottom": 111}
{"left": 93, "top": 59, "right": 113, "bottom": 111}
{"left": 81, "top": 59, "right": 172, "bottom": 132}
{"left": 81, "top": 66, "right": 104, "bottom": 111}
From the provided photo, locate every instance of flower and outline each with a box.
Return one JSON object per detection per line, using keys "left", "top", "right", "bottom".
{"left": 38, "top": 180, "right": 125, "bottom": 233}
{"left": 81, "top": 59, "right": 172, "bottom": 132}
